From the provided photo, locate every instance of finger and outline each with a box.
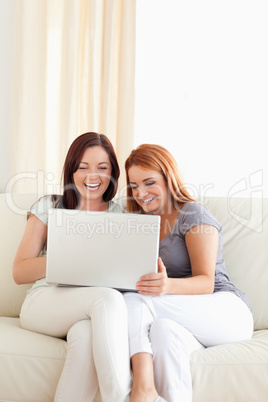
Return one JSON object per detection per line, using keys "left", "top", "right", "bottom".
{"left": 140, "top": 272, "right": 165, "bottom": 281}
{"left": 137, "top": 280, "right": 163, "bottom": 289}
{"left": 137, "top": 275, "right": 165, "bottom": 286}
{"left": 138, "top": 286, "right": 165, "bottom": 296}
{"left": 137, "top": 284, "right": 160, "bottom": 290}
{"left": 137, "top": 286, "right": 161, "bottom": 294}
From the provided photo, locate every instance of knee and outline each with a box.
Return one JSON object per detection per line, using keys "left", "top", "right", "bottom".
{"left": 67, "top": 320, "right": 92, "bottom": 344}
{"left": 150, "top": 319, "right": 180, "bottom": 348}
{"left": 150, "top": 319, "right": 203, "bottom": 358}
{"left": 123, "top": 292, "right": 136, "bottom": 302}
{"left": 123, "top": 291, "right": 143, "bottom": 308}
{"left": 99, "top": 288, "right": 127, "bottom": 313}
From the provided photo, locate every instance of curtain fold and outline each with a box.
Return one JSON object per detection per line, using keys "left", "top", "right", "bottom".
{"left": 10, "top": 0, "right": 136, "bottom": 194}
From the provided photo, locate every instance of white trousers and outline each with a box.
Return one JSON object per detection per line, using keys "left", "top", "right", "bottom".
{"left": 20, "top": 286, "right": 132, "bottom": 402}
{"left": 124, "top": 291, "right": 253, "bottom": 402}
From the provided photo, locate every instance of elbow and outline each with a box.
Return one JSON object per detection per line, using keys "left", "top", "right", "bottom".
{"left": 208, "top": 278, "right": 215, "bottom": 294}
{"left": 13, "top": 272, "right": 21, "bottom": 285}
{"left": 208, "top": 286, "right": 214, "bottom": 295}
{"left": 204, "top": 276, "right": 215, "bottom": 294}
{"left": 13, "top": 275, "right": 21, "bottom": 285}
{"left": 13, "top": 262, "right": 23, "bottom": 285}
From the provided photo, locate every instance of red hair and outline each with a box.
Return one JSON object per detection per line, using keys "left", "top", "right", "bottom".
{"left": 125, "top": 144, "right": 195, "bottom": 213}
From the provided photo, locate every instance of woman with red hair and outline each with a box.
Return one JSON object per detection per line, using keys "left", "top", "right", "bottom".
{"left": 124, "top": 144, "right": 253, "bottom": 402}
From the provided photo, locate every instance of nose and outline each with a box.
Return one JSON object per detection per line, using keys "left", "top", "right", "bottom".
{"left": 87, "top": 171, "right": 99, "bottom": 180}
{"left": 137, "top": 185, "right": 148, "bottom": 199}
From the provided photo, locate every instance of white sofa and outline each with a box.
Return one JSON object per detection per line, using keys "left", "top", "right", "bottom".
{"left": 0, "top": 193, "right": 268, "bottom": 402}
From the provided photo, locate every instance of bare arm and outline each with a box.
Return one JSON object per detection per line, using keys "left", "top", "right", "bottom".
{"left": 13, "top": 214, "right": 48, "bottom": 284}
{"left": 136, "top": 224, "right": 218, "bottom": 296}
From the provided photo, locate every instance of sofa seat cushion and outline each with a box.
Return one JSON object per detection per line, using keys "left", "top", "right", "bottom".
{"left": 0, "top": 317, "right": 67, "bottom": 402}
{"left": 190, "top": 330, "right": 268, "bottom": 402}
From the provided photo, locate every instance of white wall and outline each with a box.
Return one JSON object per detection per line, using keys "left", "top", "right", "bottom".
{"left": 134, "top": 0, "right": 268, "bottom": 198}
{"left": 0, "top": 0, "right": 16, "bottom": 193}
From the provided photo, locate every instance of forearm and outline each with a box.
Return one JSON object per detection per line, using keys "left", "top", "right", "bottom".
{"left": 13, "top": 256, "right": 47, "bottom": 285}
{"left": 167, "top": 274, "right": 214, "bottom": 295}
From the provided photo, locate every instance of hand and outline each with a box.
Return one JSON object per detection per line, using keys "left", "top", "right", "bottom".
{"left": 136, "top": 257, "right": 169, "bottom": 296}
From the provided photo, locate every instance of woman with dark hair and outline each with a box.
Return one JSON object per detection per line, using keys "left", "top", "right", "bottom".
{"left": 13, "top": 132, "right": 131, "bottom": 402}
{"left": 60, "top": 132, "right": 120, "bottom": 209}
{"left": 124, "top": 144, "right": 253, "bottom": 402}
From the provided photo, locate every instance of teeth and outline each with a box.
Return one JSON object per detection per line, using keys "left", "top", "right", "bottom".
{"left": 85, "top": 183, "right": 100, "bottom": 189}
{"left": 143, "top": 196, "right": 156, "bottom": 203}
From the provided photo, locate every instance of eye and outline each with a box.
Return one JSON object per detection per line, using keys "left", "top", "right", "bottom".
{"left": 146, "top": 181, "right": 155, "bottom": 187}
{"left": 98, "top": 167, "right": 107, "bottom": 170}
{"left": 79, "top": 167, "right": 87, "bottom": 170}
{"left": 130, "top": 185, "right": 138, "bottom": 190}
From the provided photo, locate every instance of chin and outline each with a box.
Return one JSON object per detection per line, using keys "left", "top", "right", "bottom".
{"left": 142, "top": 205, "right": 158, "bottom": 214}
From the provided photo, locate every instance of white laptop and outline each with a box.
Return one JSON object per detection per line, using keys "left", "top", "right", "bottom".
{"left": 46, "top": 209, "right": 160, "bottom": 291}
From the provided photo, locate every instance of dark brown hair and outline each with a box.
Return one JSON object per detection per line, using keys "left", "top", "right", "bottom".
{"left": 60, "top": 132, "right": 119, "bottom": 209}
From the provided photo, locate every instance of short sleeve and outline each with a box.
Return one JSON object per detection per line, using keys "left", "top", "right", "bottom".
{"left": 29, "top": 196, "right": 54, "bottom": 226}
{"left": 109, "top": 197, "right": 126, "bottom": 213}
{"left": 178, "top": 202, "right": 221, "bottom": 237}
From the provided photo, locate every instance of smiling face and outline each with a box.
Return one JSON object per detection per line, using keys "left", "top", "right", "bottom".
{"left": 73, "top": 146, "right": 112, "bottom": 209}
{"left": 128, "top": 165, "right": 171, "bottom": 215}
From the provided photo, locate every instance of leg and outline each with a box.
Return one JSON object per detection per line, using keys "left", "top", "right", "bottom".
{"left": 151, "top": 292, "right": 254, "bottom": 347}
{"left": 124, "top": 291, "right": 253, "bottom": 402}
{"left": 55, "top": 320, "right": 98, "bottom": 402}
{"left": 130, "top": 353, "right": 158, "bottom": 402}
{"left": 89, "top": 289, "right": 131, "bottom": 402}
{"left": 20, "top": 286, "right": 131, "bottom": 402}
{"left": 124, "top": 292, "right": 160, "bottom": 402}
{"left": 150, "top": 319, "right": 204, "bottom": 402}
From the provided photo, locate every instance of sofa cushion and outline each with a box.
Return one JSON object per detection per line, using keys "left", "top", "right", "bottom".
{"left": 0, "top": 316, "right": 67, "bottom": 401}
{"left": 203, "top": 197, "right": 268, "bottom": 331}
{"left": 0, "top": 193, "right": 37, "bottom": 317}
{"left": 191, "top": 329, "right": 268, "bottom": 401}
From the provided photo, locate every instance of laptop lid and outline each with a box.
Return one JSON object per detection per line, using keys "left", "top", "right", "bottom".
{"left": 46, "top": 209, "right": 160, "bottom": 291}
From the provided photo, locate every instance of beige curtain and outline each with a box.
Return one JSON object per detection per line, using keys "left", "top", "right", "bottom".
{"left": 9, "top": 0, "right": 136, "bottom": 194}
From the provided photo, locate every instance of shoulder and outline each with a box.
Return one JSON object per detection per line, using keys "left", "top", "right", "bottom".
{"left": 178, "top": 201, "right": 221, "bottom": 236}
{"left": 180, "top": 201, "right": 210, "bottom": 216}
{"left": 30, "top": 195, "right": 63, "bottom": 226}
{"left": 109, "top": 197, "right": 126, "bottom": 213}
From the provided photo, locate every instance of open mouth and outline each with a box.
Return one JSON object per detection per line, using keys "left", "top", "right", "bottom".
{"left": 84, "top": 183, "right": 101, "bottom": 191}
{"left": 142, "top": 196, "right": 156, "bottom": 204}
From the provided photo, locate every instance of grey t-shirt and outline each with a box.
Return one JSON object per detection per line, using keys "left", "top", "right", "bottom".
{"left": 159, "top": 202, "right": 251, "bottom": 310}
